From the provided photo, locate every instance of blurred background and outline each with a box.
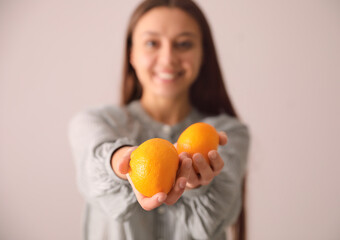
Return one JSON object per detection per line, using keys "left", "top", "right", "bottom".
{"left": 1, "top": 0, "right": 339, "bottom": 239}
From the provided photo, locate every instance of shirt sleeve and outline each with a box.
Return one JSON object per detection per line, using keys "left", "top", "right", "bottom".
{"left": 68, "top": 107, "right": 139, "bottom": 221}
{"left": 171, "top": 115, "right": 250, "bottom": 239}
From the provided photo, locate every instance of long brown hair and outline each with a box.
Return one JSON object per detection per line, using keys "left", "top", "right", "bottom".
{"left": 121, "top": 0, "right": 237, "bottom": 117}
{"left": 120, "top": 1, "right": 245, "bottom": 239}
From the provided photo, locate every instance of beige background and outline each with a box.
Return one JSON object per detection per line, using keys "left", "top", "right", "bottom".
{"left": 1, "top": 0, "right": 339, "bottom": 239}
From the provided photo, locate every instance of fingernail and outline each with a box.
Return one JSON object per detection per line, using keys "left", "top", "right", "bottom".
{"left": 179, "top": 180, "right": 186, "bottom": 189}
{"left": 210, "top": 151, "right": 217, "bottom": 160}
{"left": 196, "top": 155, "right": 203, "bottom": 163}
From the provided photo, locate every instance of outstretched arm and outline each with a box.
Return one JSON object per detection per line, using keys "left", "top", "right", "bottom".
{"left": 170, "top": 122, "right": 250, "bottom": 239}
{"left": 68, "top": 109, "right": 139, "bottom": 221}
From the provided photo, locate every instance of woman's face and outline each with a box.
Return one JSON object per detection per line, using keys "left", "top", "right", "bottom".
{"left": 130, "top": 7, "right": 203, "bottom": 100}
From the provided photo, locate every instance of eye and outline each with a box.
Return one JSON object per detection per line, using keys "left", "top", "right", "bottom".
{"left": 175, "top": 41, "right": 193, "bottom": 50}
{"left": 145, "top": 40, "right": 158, "bottom": 48}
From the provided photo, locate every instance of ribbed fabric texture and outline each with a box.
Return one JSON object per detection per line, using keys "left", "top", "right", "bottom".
{"left": 68, "top": 101, "right": 249, "bottom": 240}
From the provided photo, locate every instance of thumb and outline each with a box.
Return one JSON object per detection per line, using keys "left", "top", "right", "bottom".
{"left": 118, "top": 146, "right": 137, "bottom": 174}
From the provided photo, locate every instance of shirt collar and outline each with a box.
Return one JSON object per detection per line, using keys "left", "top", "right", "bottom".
{"left": 127, "top": 100, "right": 203, "bottom": 133}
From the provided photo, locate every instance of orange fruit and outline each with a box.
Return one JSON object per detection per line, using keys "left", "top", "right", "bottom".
{"left": 129, "top": 138, "right": 179, "bottom": 197}
{"left": 176, "top": 122, "right": 219, "bottom": 163}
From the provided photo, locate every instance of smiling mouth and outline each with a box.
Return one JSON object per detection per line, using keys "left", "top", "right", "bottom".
{"left": 155, "top": 71, "right": 184, "bottom": 81}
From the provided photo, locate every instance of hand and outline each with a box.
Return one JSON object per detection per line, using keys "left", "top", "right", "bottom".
{"left": 111, "top": 146, "right": 137, "bottom": 180}
{"left": 127, "top": 156, "right": 192, "bottom": 210}
{"left": 183, "top": 131, "right": 228, "bottom": 189}
{"left": 112, "top": 145, "right": 192, "bottom": 211}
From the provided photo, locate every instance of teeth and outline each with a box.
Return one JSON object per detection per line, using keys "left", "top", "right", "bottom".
{"left": 158, "top": 72, "right": 176, "bottom": 80}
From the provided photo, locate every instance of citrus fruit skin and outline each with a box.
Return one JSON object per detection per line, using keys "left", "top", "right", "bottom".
{"left": 129, "top": 138, "right": 179, "bottom": 197}
{"left": 176, "top": 122, "right": 219, "bottom": 163}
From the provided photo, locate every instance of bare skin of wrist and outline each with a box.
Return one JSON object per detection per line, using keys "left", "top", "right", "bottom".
{"left": 111, "top": 146, "right": 132, "bottom": 180}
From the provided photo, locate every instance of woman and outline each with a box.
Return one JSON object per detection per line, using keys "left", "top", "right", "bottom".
{"left": 69, "top": 0, "right": 249, "bottom": 239}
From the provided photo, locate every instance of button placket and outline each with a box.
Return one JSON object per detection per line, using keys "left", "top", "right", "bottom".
{"left": 161, "top": 125, "right": 173, "bottom": 141}
{"left": 162, "top": 125, "right": 171, "bottom": 134}
{"left": 157, "top": 206, "right": 165, "bottom": 214}
{"left": 156, "top": 206, "right": 166, "bottom": 240}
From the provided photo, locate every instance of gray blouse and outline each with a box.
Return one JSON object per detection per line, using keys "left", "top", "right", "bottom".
{"left": 68, "top": 100, "right": 250, "bottom": 240}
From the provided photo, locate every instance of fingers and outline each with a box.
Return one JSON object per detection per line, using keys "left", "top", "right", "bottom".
{"left": 165, "top": 157, "right": 192, "bottom": 205}
{"left": 179, "top": 152, "right": 200, "bottom": 189}
{"left": 137, "top": 192, "right": 167, "bottom": 211}
{"left": 177, "top": 156, "right": 192, "bottom": 180}
{"left": 127, "top": 148, "right": 225, "bottom": 209}
{"left": 179, "top": 149, "right": 225, "bottom": 188}
{"left": 218, "top": 131, "right": 228, "bottom": 146}
{"left": 208, "top": 150, "right": 224, "bottom": 175}
{"left": 126, "top": 173, "right": 167, "bottom": 211}
{"left": 179, "top": 151, "right": 190, "bottom": 160}
{"left": 192, "top": 153, "right": 214, "bottom": 186}
{"left": 186, "top": 167, "right": 200, "bottom": 189}
{"left": 119, "top": 146, "right": 137, "bottom": 174}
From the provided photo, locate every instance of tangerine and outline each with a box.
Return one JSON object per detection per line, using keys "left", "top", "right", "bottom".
{"left": 176, "top": 122, "right": 219, "bottom": 163}
{"left": 129, "top": 138, "right": 179, "bottom": 197}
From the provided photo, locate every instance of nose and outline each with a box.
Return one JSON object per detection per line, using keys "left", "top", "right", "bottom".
{"left": 158, "top": 42, "right": 178, "bottom": 67}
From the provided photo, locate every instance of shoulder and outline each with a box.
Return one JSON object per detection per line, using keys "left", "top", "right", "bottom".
{"left": 69, "top": 104, "right": 130, "bottom": 127}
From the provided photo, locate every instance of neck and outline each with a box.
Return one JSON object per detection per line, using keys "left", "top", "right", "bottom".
{"left": 140, "top": 94, "right": 191, "bottom": 125}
